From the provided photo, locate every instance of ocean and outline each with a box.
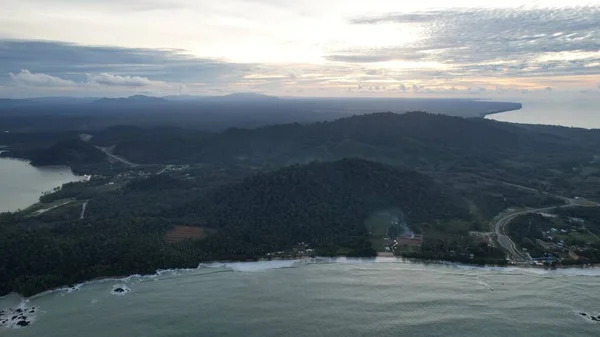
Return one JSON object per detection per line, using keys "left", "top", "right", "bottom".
{"left": 2, "top": 258, "right": 599, "bottom": 336}
{"left": 486, "top": 97, "right": 600, "bottom": 129}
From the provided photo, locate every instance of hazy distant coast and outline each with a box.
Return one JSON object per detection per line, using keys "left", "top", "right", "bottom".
{"left": 486, "top": 99, "right": 600, "bottom": 129}
{"left": 477, "top": 103, "right": 523, "bottom": 118}
{"left": 0, "top": 95, "right": 525, "bottom": 132}
{"left": 472, "top": 100, "right": 523, "bottom": 118}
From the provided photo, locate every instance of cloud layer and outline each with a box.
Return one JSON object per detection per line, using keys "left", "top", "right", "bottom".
{"left": 9, "top": 69, "right": 75, "bottom": 87}
{"left": 330, "top": 6, "right": 600, "bottom": 79}
{"left": 0, "top": 2, "right": 599, "bottom": 98}
{"left": 86, "top": 73, "right": 160, "bottom": 87}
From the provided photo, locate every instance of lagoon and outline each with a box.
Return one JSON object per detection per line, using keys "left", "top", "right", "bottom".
{"left": 0, "top": 158, "right": 83, "bottom": 213}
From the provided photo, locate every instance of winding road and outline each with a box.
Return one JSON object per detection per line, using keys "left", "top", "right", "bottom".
{"left": 493, "top": 197, "right": 599, "bottom": 264}
{"left": 96, "top": 146, "right": 139, "bottom": 167}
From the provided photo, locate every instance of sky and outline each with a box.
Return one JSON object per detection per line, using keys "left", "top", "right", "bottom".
{"left": 0, "top": 0, "right": 599, "bottom": 98}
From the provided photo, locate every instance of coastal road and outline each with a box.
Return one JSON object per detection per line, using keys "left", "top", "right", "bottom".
{"left": 96, "top": 146, "right": 139, "bottom": 167}
{"left": 79, "top": 201, "right": 88, "bottom": 220}
{"left": 157, "top": 165, "right": 174, "bottom": 175}
{"left": 33, "top": 200, "right": 73, "bottom": 216}
{"left": 493, "top": 199, "right": 600, "bottom": 264}
{"left": 81, "top": 135, "right": 139, "bottom": 167}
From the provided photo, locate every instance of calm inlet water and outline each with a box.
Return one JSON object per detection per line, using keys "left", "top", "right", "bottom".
{"left": 0, "top": 158, "right": 83, "bottom": 213}
{"left": 2, "top": 259, "right": 599, "bottom": 337}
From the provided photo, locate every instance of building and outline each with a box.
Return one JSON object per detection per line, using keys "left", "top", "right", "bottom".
{"left": 396, "top": 234, "right": 424, "bottom": 247}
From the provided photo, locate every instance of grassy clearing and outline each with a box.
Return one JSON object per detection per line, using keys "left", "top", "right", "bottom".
{"left": 365, "top": 208, "right": 405, "bottom": 252}
{"left": 22, "top": 198, "right": 74, "bottom": 217}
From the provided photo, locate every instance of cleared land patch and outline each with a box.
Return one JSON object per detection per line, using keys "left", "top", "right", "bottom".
{"left": 165, "top": 225, "right": 210, "bottom": 243}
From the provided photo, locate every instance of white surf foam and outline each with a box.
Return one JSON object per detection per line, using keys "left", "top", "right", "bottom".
{"left": 574, "top": 309, "right": 600, "bottom": 323}
{"left": 8, "top": 256, "right": 600, "bottom": 304}
{"left": 0, "top": 301, "right": 38, "bottom": 329}
{"left": 201, "top": 259, "right": 308, "bottom": 272}
{"left": 110, "top": 284, "right": 132, "bottom": 296}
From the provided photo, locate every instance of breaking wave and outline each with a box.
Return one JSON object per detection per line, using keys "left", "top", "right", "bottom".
{"left": 0, "top": 294, "right": 39, "bottom": 329}
{"left": 4, "top": 257, "right": 600, "bottom": 302}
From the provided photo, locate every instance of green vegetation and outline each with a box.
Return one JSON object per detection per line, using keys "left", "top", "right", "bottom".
{"left": 2, "top": 111, "right": 600, "bottom": 296}
{"left": 0, "top": 159, "right": 468, "bottom": 296}
{"left": 506, "top": 210, "right": 600, "bottom": 265}
{"left": 364, "top": 209, "right": 405, "bottom": 252}
{"left": 29, "top": 139, "right": 106, "bottom": 166}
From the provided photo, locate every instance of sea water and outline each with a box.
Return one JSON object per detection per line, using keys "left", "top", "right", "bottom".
{"left": 2, "top": 258, "right": 599, "bottom": 337}
{"left": 486, "top": 97, "right": 600, "bottom": 129}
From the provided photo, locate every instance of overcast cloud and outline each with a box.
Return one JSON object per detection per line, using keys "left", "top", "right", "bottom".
{"left": 0, "top": 1, "right": 599, "bottom": 98}
{"left": 332, "top": 7, "right": 600, "bottom": 73}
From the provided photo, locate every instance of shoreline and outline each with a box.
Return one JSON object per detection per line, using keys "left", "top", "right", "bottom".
{"left": 477, "top": 104, "right": 523, "bottom": 118}
{"left": 0, "top": 157, "right": 89, "bottom": 214}
{"left": 2, "top": 255, "right": 599, "bottom": 302}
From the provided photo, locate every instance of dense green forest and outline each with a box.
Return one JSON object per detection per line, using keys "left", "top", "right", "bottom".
{"left": 0, "top": 159, "right": 470, "bottom": 296}
{"left": 0, "top": 97, "right": 521, "bottom": 132}
{"left": 100, "top": 112, "right": 597, "bottom": 170}
{"left": 29, "top": 139, "right": 106, "bottom": 166}
{"left": 2, "top": 111, "right": 600, "bottom": 296}
{"left": 5, "top": 111, "right": 600, "bottom": 200}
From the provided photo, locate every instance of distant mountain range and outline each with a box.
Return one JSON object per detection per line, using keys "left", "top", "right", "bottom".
{"left": 92, "top": 95, "right": 169, "bottom": 104}
{"left": 0, "top": 94, "right": 523, "bottom": 132}
{"left": 1, "top": 93, "right": 280, "bottom": 105}
{"left": 163, "top": 92, "right": 279, "bottom": 102}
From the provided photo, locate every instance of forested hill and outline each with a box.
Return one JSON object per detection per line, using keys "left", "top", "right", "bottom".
{"left": 186, "top": 158, "right": 467, "bottom": 225}
{"left": 29, "top": 139, "right": 106, "bottom": 166}
{"left": 101, "top": 111, "right": 597, "bottom": 170}
{"left": 5, "top": 111, "right": 600, "bottom": 199}
{"left": 174, "top": 159, "right": 469, "bottom": 255}
{"left": 6, "top": 112, "right": 598, "bottom": 172}
{"left": 0, "top": 159, "right": 468, "bottom": 296}
{"left": 0, "top": 138, "right": 107, "bottom": 167}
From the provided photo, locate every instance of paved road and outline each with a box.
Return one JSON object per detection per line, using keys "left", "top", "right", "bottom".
{"left": 585, "top": 228, "right": 600, "bottom": 241}
{"left": 79, "top": 201, "right": 88, "bottom": 220}
{"left": 493, "top": 200, "right": 600, "bottom": 264}
{"left": 96, "top": 146, "right": 139, "bottom": 167}
{"left": 33, "top": 200, "right": 72, "bottom": 216}
{"left": 157, "top": 165, "right": 174, "bottom": 175}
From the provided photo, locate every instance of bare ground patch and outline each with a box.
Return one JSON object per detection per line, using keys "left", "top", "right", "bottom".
{"left": 165, "top": 226, "right": 211, "bottom": 243}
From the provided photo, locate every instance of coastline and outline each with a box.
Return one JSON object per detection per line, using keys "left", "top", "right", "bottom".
{"left": 477, "top": 103, "right": 523, "bottom": 118}
{"left": 0, "top": 157, "right": 86, "bottom": 214}
{"left": 3, "top": 255, "right": 598, "bottom": 302}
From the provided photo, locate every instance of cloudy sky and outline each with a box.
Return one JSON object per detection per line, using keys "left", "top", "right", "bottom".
{"left": 1, "top": 0, "right": 599, "bottom": 98}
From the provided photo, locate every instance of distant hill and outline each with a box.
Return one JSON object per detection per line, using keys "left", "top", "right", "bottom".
{"left": 163, "top": 93, "right": 279, "bottom": 102}
{"left": 28, "top": 97, "right": 98, "bottom": 104}
{"left": 0, "top": 98, "right": 38, "bottom": 108}
{"left": 0, "top": 158, "right": 469, "bottom": 296}
{"left": 220, "top": 92, "right": 279, "bottom": 101}
{"left": 92, "top": 95, "right": 168, "bottom": 104}
{"left": 29, "top": 138, "right": 106, "bottom": 166}
{"left": 174, "top": 158, "right": 469, "bottom": 258}
{"left": 0, "top": 96, "right": 522, "bottom": 132}
{"left": 101, "top": 111, "right": 594, "bottom": 170}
